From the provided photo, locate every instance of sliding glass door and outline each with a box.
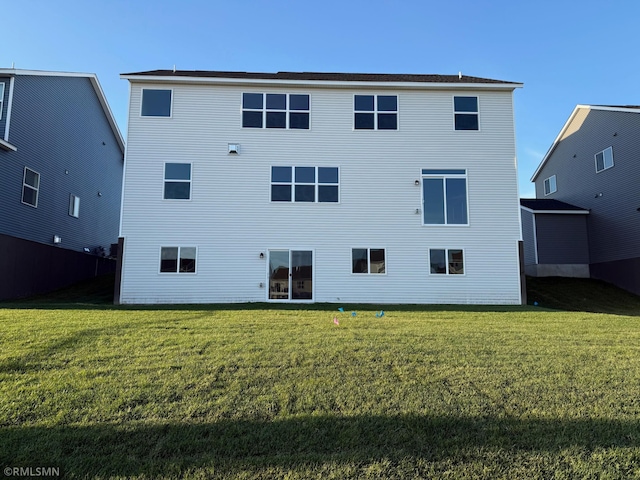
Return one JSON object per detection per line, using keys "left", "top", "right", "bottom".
{"left": 269, "top": 250, "right": 313, "bottom": 301}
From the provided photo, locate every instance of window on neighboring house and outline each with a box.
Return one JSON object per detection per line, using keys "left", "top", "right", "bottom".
{"left": 0, "top": 83, "right": 5, "bottom": 121}
{"left": 160, "top": 246, "right": 197, "bottom": 273}
{"left": 454, "top": 96, "right": 479, "bottom": 130}
{"left": 141, "top": 89, "right": 172, "bottom": 117}
{"left": 430, "top": 249, "right": 464, "bottom": 275}
{"left": 543, "top": 175, "right": 557, "bottom": 196}
{"left": 352, "top": 248, "right": 386, "bottom": 274}
{"left": 164, "top": 163, "right": 191, "bottom": 200}
{"left": 354, "top": 95, "right": 398, "bottom": 130}
{"left": 422, "top": 169, "right": 468, "bottom": 225}
{"left": 22, "top": 167, "right": 40, "bottom": 207}
{"left": 595, "top": 147, "right": 614, "bottom": 173}
{"left": 69, "top": 194, "right": 80, "bottom": 218}
{"left": 242, "top": 93, "right": 310, "bottom": 129}
{"left": 271, "top": 166, "right": 339, "bottom": 202}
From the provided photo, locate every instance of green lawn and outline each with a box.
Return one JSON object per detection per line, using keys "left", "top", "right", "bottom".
{"left": 1, "top": 282, "right": 640, "bottom": 478}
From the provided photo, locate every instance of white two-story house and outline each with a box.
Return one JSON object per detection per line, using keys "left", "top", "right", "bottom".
{"left": 117, "top": 70, "right": 523, "bottom": 305}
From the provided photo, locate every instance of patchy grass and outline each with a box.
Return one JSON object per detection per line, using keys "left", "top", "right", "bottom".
{"left": 1, "top": 302, "right": 640, "bottom": 478}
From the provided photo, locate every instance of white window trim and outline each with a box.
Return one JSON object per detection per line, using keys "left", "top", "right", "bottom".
{"left": 22, "top": 167, "right": 40, "bottom": 208}
{"left": 163, "top": 162, "right": 192, "bottom": 201}
{"left": 543, "top": 174, "right": 557, "bottom": 196}
{"left": 428, "top": 248, "right": 466, "bottom": 276}
{"left": 350, "top": 247, "right": 388, "bottom": 275}
{"left": 158, "top": 246, "right": 198, "bottom": 274}
{"left": 453, "top": 95, "right": 480, "bottom": 131}
{"left": 241, "top": 93, "right": 311, "bottom": 130}
{"left": 0, "top": 82, "right": 5, "bottom": 121}
{"left": 140, "top": 88, "right": 173, "bottom": 118}
{"left": 68, "top": 194, "right": 80, "bottom": 218}
{"left": 421, "top": 169, "right": 469, "bottom": 226}
{"left": 353, "top": 94, "right": 399, "bottom": 131}
{"left": 270, "top": 166, "right": 340, "bottom": 203}
{"left": 595, "top": 146, "right": 614, "bottom": 173}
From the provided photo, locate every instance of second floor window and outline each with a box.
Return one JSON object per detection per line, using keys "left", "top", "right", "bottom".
{"left": 164, "top": 163, "right": 191, "bottom": 200}
{"left": 543, "top": 175, "right": 557, "bottom": 195}
{"left": 454, "top": 96, "right": 479, "bottom": 130}
{"left": 242, "top": 93, "right": 310, "bottom": 129}
{"left": 141, "top": 89, "right": 172, "bottom": 117}
{"left": 271, "top": 166, "right": 339, "bottom": 203}
{"left": 422, "top": 169, "right": 468, "bottom": 225}
{"left": 595, "top": 147, "right": 614, "bottom": 173}
{"left": 22, "top": 167, "right": 40, "bottom": 208}
{"left": 0, "top": 83, "right": 5, "bottom": 121}
{"left": 354, "top": 95, "right": 397, "bottom": 130}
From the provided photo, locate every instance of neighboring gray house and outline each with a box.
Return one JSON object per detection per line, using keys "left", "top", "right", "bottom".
{"left": 0, "top": 69, "right": 125, "bottom": 300}
{"left": 522, "top": 105, "right": 640, "bottom": 295}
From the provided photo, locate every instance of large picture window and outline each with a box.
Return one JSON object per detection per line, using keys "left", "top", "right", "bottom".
{"left": 141, "top": 89, "right": 172, "bottom": 117}
{"left": 160, "top": 246, "right": 197, "bottom": 273}
{"left": 354, "top": 95, "right": 397, "bottom": 130}
{"left": 164, "top": 163, "right": 191, "bottom": 200}
{"left": 422, "top": 169, "right": 468, "bottom": 225}
{"left": 454, "top": 96, "right": 479, "bottom": 130}
{"left": 22, "top": 167, "right": 40, "bottom": 208}
{"left": 352, "top": 248, "right": 386, "bottom": 274}
{"left": 242, "top": 93, "right": 310, "bottom": 129}
{"left": 429, "top": 249, "right": 464, "bottom": 275}
{"left": 271, "top": 166, "right": 339, "bottom": 203}
{"left": 595, "top": 147, "right": 614, "bottom": 173}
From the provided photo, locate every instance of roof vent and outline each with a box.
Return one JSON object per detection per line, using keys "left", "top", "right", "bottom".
{"left": 458, "top": 71, "right": 462, "bottom": 80}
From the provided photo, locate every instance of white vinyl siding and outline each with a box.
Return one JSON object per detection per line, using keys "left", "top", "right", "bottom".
{"left": 120, "top": 82, "right": 521, "bottom": 304}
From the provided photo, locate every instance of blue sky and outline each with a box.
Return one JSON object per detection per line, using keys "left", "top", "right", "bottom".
{"left": 4, "top": 0, "right": 639, "bottom": 197}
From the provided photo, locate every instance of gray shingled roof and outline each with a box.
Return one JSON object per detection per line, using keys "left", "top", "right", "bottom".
{"left": 520, "top": 199, "right": 589, "bottom": 212}
{"left": 121, "top": 70, "right": 519, "bottom": 85}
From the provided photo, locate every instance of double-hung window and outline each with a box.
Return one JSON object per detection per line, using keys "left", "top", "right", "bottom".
{"left": 354, "top": 95, "right": 398, "bottom": 130}
{"left": 595, "top": 147, "right": 614, "bottom": 173}
{"left": 352, "top": 248, "right": 386, "bottom": 274}
{"left": 422, "top": 169, "right": 468, "bottom": 225}
{"left": 141, "top": 89, "right": 172, "bottom": 117}
{"left": 543, "top": 175, "right": 557, "bottom": 196}
{"left": 164, "top": 163, "right": 191, "bottom": 200}
{"left": 22, "top": 167, "right": 40, "bottom": 207}
{"left": 242, "top": 93, "right": 310, "bottom": 129}
{"left": 271, "top": 166, "right": 339, "bottom": 202}
{"left": 454, "top": 96, "right": 479, "bottom": 130}
{"left": 160, "top": 246, "right": 197, "bottom": 273}
{"left": 429, "top": 249, "right": 464, "bottom": 275}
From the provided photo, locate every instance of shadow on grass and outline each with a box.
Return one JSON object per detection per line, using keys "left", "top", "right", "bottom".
{"left": 2, "top": 415, "right": 639, "bottom": 477}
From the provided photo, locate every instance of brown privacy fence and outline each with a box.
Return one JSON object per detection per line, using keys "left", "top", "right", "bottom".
{"left": 0, "top": 234, "right": 116, "bottom": 301}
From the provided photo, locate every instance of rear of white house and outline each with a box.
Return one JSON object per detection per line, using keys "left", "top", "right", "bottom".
{"left": 117, "top": 71, "right": 523, "bottom": 304}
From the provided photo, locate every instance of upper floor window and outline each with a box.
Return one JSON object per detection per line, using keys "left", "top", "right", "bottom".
{"left": 454, "top": 96, "right": 479, "bottom": 130}
{"left": 164, "top": 163, "right": 191, "bottom": 200}
{"left": 543, "top": 174, "right": 557, "bottom": 196}
{"left": 0, "top": 83, "right": 5, "bottom": 121}
{"left": 160, "top": 246, "right": 197, "bottom": 273}
{"left": 69, "top": 194, "right": 80, "bottom": 218}
{"left": 595, "top": 147, "right": 614, "bottom": 173}
{"left": 352, "top": 248, "right": 386, "bottom": 274}
{"left": 22, "top": 167, "right": 40, "bottom": 208}
{"left": 354, "top": 95, "right": 397, "bottom": 130}
{"left": 271, "top": 166, "right": 339, "bottom": 203}
{"left": 242, "top": 93, "right": 310, "bottom": 129}
{"left": 141, "top": 89, "right": 172, "bottom": 117}
{"left": 422, "top": 169, "right": 468, "bottom": 225}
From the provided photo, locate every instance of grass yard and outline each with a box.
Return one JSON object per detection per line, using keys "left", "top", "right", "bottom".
{"left": 1, "top": 280, "right": 640, "bottom": 478}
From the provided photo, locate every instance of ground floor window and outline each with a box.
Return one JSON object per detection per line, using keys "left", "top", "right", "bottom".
{"left": 160, "top": 246, "right": 197, "bottom": 273}
{"left": 352, "top": 248, "right": 386, "bottom": 274}
{"left": 429, "top": 249, "right": 464, "bottom": 275}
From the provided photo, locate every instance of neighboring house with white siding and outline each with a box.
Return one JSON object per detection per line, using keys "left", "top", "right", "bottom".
{"left": 117, "top": 70, "right": 523, "bottom": 305}
{"left": 523, "top": 105, "right": 640, "bottom": 295}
